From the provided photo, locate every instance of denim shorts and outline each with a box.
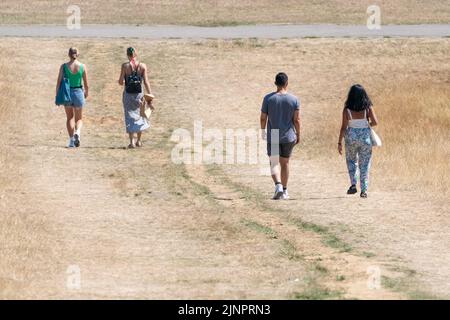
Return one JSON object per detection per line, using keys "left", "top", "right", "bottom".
{"left": 65, "top": 88, "right": 85, "bottom": 108}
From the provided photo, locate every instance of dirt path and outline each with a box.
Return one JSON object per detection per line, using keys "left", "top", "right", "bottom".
{"left": 166, "top": 38, "right": 450, "bottom": 298}
{"left": 3, "top": 41, "right": 339, "bottom": 299}
{"left": 1, "top": 37, "right": 448, "bottom": 299}
{"left": 0, "top": 24, "right": 450, "bottom": 39}
{"left": 0, "top": 39, "right": 403, "bottom": 299}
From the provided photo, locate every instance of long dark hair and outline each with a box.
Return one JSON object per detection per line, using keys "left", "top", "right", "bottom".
{"left": 345, "top": 84, "right": 372, "bottom": 111}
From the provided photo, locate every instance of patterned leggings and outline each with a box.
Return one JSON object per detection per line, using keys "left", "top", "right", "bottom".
{"left": 345, "top": 127, "right": 373, "bottom": 192}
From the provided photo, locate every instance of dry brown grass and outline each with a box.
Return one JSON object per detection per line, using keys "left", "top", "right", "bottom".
{"left": 0, "top": 46, "right": 22, "bottom": 198}
{"left": 319, "top": 80, "right": 450, "bottom": 197}
{"left": 0, "top": 47, "right": 57, "bottom": 298}
{"left": 162, "top": 38, "right": 449, "bottom": 296}
{"left": 1, "top": 0, "right": 450, "bottom": 25}
{"left": 372, "top": 82, "right": 450, "bottom": 195}
{"left": 1, "top": 37, "right": 449, "bottom": 298}
{"left": 0, "top": 38, "right": 339, "bottom": 299}
{"left": 151, "top": 37, "right": 450, "bottom": 296}
{"left": 149, "top": 37, "right": 449, "bottom": 198}
{"left": 0, "top": 62, "right": 11, "bottom": 182}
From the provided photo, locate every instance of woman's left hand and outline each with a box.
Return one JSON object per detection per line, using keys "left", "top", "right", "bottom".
{"left": 338, "top": 143, "right": 343, "bottom": 155}
{"left": 84, "top": 89, "right": 89, "bottom": 99}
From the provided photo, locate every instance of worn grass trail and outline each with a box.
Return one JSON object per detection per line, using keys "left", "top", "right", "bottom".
{"left": 0, "top": 38, "right": 393, "bottom": 299}
{"left": 1, "top": 38, "right": 448, "bottom": 299}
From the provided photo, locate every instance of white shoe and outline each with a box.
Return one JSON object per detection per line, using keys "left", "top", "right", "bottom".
{"left": 67, "top": 138, "right": 75, "bottom": 148}
{"left": 281, "top": 190, "right": 290, "bottom": 200}
{"left": 73, "top": 133, "right": 80, "bottom": 147}
{"left": 272, "top": 184, "right": 284, "bottom": 200}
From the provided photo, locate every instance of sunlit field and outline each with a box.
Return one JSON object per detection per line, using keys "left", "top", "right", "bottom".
{"left": 0, "top": 37, "right": 449, "bottom": 299}
{"left": 1, "top": 0, "right": 450, "bottom": 25}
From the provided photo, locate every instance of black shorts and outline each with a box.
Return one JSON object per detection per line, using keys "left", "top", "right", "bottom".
{"left": 267, "top": 141, "right": 296, "bottom": 158}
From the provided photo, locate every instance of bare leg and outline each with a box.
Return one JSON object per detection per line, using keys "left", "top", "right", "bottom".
{"left": 280, "top": 156, "right": 290, "bottom": 188}
{"left": 74, "top": 107, "right": 83, "bottom": 134}
{"left": 64, "top": 106, "right": 75, "bottom": 137}
{"left": 136, "top": 132, "right": 142, "bottom": 147}
{"left": 128, "top": 133, "right": 136, "bottom": 148}
{"left": 270, "top": 155, "right": 281, "bottom": 184}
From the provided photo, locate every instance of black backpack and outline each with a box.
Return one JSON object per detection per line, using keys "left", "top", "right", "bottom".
{"left": 125, "top": 61, "right": 142, "bottom": 94}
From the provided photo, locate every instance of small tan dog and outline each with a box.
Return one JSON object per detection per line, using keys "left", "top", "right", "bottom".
{"left": 140, "top": 94, "right": 155, "bottom": 119}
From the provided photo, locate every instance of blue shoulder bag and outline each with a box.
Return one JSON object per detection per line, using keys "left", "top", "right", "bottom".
{"left": 55, "top": 64, "right": 72, "bottom": 106}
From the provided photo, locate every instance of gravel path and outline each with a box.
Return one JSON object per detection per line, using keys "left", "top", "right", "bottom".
{"left": 0, "top": 24, "right": 449, "bottom": 39}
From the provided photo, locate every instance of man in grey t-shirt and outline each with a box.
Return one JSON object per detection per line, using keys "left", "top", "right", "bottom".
{"left": 260, "top": 72, "right": 301, "bottom": 200}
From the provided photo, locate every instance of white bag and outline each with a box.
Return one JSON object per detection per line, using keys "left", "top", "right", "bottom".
{"left": 370, "top": 128, "right": 382, "bottom": 147}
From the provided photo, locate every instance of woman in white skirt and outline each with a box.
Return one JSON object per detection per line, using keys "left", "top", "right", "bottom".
{"left": 118, "top": 47, "right": 153, "bottom": 148}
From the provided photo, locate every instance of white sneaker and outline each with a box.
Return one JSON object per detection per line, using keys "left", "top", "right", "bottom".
{"left": 73, "top": 133, "right": 80, "bottom": 147}
{"left": 67, "top": 138, "right": 75, "bottom": 148}
{"left": 272, "top": 184, "right": 284, "bottom": 200}
{"left": 281, "top": 190, "right": 290, "bottom": 200}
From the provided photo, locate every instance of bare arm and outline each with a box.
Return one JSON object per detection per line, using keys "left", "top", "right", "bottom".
{"left": 55, "top": 64, "right": 63, "bottom": 97}
{"left": 293, "top": 110, "right": 301, "bottom": 144}
{"left": 260, "top": 112, "right": 268, "bottom": 140}
{"left": 142, "top": 64, "right": 152, "bottom": 94}
{"left": 260, "top": 112, "right": 268, "bottom": 130}
{"left": 118, "top": 63, "right": 125, "bottom": 86}
{"left": 338, "top": 109, "right": 348, "bottom": 154}
{"left": 82, "top": 64, "right": 89, "bottom": 99}
{"left": 368, "top": 107, "right": 378, "bottom": 127}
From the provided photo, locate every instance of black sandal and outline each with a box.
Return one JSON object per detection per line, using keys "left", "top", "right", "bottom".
{"left": 360, "top": 192, "right": 368, "bottom": 198}
{"left": 347, "top": 185, "right": 357, "bottom": 195}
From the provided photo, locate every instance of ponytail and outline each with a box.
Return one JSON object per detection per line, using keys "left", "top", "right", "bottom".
{"left": 68, "top": 47, "right": 79, "bottom": 60}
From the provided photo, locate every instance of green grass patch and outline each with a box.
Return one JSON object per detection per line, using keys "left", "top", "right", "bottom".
{"left": 279, "top": 239, "right": 303, "bottom": 261}
{"left": 408, "top": 290, "right": 441, "bottom": 300}
{"left": 206, "top": 165, "right": 272, "bottom": 211}
{"left": 208, "top": 166, "right": 354, "bottom": 253}
{"left": 323, "top": 234, "right": 352, "bottom": 253}
{"left": 293, "top": 286, "right": 343, "bottom": 300}
{"left": 381, "top": 275, "right": 441, "bottom": 300}
{"left": 295, "top": 220, "right": 328, "bottom": 234}
{"left": 291, "top": 218, "right": 352, "bottom": 253}
{"left": 336, "top": 275, "right": 346, "bottom": 281}
{"left": 312, "top": 263, "right": 329, "bottom": 274}
{"left": 153, "top": 131, "right": 221, "bottom": 207}
{"left": 241, "top": 219, "right": 278, "bottom": 239}
{"left": 362, "top": 251, "right": 376, "bottom": 258}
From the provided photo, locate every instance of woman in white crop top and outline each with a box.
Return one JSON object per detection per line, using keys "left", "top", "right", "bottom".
{"left": 338, "top": 84, "right": 379, "bottom": 198}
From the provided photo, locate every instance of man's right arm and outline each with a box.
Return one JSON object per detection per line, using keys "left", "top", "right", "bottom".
{"left": 293, "top": 110, "right": 301, "bottom": 144}
{"left": 260, "top": 112, "right": 268, "bottom": 140}
{"left": 260, "top": 96, "right": 269, "bottom": 140}
{"left": 260, "top": 112, "right": 268, "bottom": 130}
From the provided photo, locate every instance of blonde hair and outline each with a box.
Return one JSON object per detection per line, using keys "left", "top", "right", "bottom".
{"left": 68, "top": 47, "right": 79, "bottom": 59}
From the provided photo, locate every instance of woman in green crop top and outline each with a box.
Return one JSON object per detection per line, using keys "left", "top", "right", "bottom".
{"left": 55, "top": 47, "right": 89, "bottom": 148}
